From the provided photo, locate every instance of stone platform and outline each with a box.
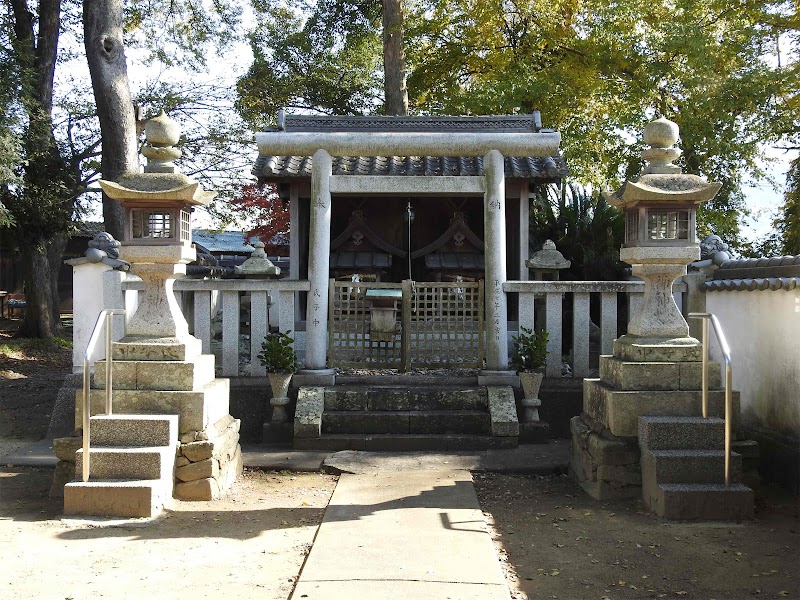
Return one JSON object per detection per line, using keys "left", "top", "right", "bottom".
{"left": 60, "top": 336, "right": 241, "bottom": 510}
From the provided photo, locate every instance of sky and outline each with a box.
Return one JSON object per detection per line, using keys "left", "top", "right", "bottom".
{"left": 71, "top": 17, "right": 795, "bottom": 249}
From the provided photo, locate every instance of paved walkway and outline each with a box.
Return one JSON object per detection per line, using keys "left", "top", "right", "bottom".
{"left": 292, "top": 469, "right": 511, "bottom": 599}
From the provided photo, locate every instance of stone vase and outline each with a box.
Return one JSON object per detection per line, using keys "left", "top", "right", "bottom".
{"left": 268, "top": 372, "right": 293, "bottom": 423}
{"left": 519, "top": 371, "right": 544, "bottom": 423}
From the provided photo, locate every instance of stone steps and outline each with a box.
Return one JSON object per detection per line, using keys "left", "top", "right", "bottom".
{"left": 89, "top": 414, "right": 178, "bottom": 447}
{"left": 294, "top": 385, "right": 518, "bottom": 451}
{"left": 321, "top": 410, "right": 491, "bottom": 435}
{"left": 639, "top": 416, "right": 753, "bottom": 520}
{"left": 295, "top": 433, "right": 518, "bottom": 452}
{"left": 642, "top": 449, "right": 741, "bottom": 485}
{"left": 63, "top": 479, "right": 172, "bottom": 519}
{"left": 638, "top": 416, "right": 724, "bottom": 450}
{"left": 64, "top": 414, "right": 178, "bottom": 519}
{"left": 653, "top": 483, "right": 754, "bottom": 521}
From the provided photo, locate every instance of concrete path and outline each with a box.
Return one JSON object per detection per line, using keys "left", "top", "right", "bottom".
{"left": 291, "top": 469, "right": 511, "bottom": 599}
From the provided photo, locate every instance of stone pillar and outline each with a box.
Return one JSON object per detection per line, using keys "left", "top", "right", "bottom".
{"left": 482, "top": 149, "right": 510, "bottom": 374}
{"left": 69, "top": 260, "right": 113, "bottom": 372}
{"left": 300, "top": 149, "right": 335, "bottom": 382}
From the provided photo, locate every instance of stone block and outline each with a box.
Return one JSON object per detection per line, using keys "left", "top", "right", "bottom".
{"left": 96, "top": 355, "right": 216, "bottom": 392}
{"left": 324, "top": 389, "right": 367, "bottom": 411}
{"left": 638, "top": 416, "right": 724, "bottom": 451}
{"left": 584, "top": 378, "right": 739, "bottom": 438}
{"left": 433, "top": 389, "right": 487, "bottom": 411}
{"left": 367, "top": 389, "right": 412, "bottom": 411}
{"left": 76, "top": 378, "right": 230, "bottom": 435}
{"left": 181, "top": 440, "right": 214, "bottom": 462}
{"left": 293, "top": 387, "right": 325, "bottom": 438}
{"left": 89, "top": 414, "right": 178, "bottom": 447}
{"left": 597, "top": 464, "right": 641, "bottom": 486}
{"left": 112, "top": 336, "right": 202, "bottom": 362}
{"left": 64, "top": 480, "right": 169, "bottom": 518}
{"left": 76, "top": 446, "right": 173, "bottom": 481}
{"left": 678, "top": 361, "right": 722, "bottom": 390}
{"left": 176, "top": 458, "right": 218, "bottom": 482}
{"left": 53, "top": 436, "right": 82, "bottom": 462}
{"left": 613, "top": 336, "right": 702, "bottom": 363}
{"left": 295, "top": 434, "right": 366, "bottom": 451}
{"left": 176, "top": 456, "right": 190, "bottom": 467}
{"left": 487, "top": 386, "right": 519, "bottom": 437}
{"left": 599, "top": 356, "right": 680, "bottom": 391}
{"left": 408, "top": 411, "right": 490, "bottom": 435}
{"left": 652, "top": 483, "right": 754, "bottom": 520}
{"left": 174, "top": 477, "right": 219, "bottom": 501}
{"left": 641, "top": 449, "right": 741, "bottom": 486}
{"left": 49, "top": 461, "right": 75, "bottom": 498}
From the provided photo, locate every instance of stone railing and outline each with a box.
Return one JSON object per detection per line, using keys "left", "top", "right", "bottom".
{"left": 504, "top": 280, "right": 688, "bottom": 378}
{"left": 118, "top": 276, "right": 310, "bottom": 377}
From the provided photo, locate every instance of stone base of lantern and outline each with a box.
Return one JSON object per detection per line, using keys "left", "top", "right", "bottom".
{"left": 519, "top": 420, "right": 551, "bottom": 444}
{"left": 570, "top": 334, "right": 739, "bottom": 501}
{"left": 78, "top": 336, "right": 241, "bottom": 502}
{"left": 262, "top": 420, "right": 293, "bottom": 444}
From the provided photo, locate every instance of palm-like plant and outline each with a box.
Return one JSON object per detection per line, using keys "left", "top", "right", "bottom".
{"left": 530, "top": 182, "right": 626, "bottom": 281}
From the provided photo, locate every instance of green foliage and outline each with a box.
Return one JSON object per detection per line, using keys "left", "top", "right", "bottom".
{"left": 237, "top": 2, "right": 383, "bottom": 126}
{"left": 530, "top": 182, "right": 626, "bottom": 280}
{"left": 776, "top": 156, "right": 800, "bottom": 255}
{"left": 510, "top": 327, "right": 549, "bottom": 372}
{"left": 403, "top": 0, "right": 798, "bottom": 252}
{"left": 257, "top": 331, "right": 299, "bottom": 374}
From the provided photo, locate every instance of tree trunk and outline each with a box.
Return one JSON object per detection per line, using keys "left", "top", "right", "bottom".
{"left": 83, "top": 0, "right": 138, "bottom": 240}
{"left": 382, "top": 0, "right": 408, "bottom": 116}
{"left": 18, "top": 239, "right": 60, "bottom": 338}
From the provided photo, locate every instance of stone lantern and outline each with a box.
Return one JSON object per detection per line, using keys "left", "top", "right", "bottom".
{"left": 526, "top": 239, "right": 570, "bottom": 281}
{"left": 606, "top": 117, "right": 721, "bottom": 342}
{"left": 99, "top": 112, "right": 215, "bottom": 340}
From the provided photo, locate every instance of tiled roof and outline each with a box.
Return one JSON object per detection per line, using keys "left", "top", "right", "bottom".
{"left": 254, "top": 154, "right": 566, "bottom": 180}
{"left": 424, "top": 252, "right": 485, "bottom": 271}
{"left": 705, "top": 255, "right": 800, "bottom": 292}
{"left": 255, "top": 113, "right": 567, "bottom": 182}
{"left": 712, "top": 256, "right": 800, "bottom": 280}
{"left": 277, "top": 114, "right": 548, "bottom": 133}
{"left": 192, "top": 229, "right": 288, "bottom": 254}
{"left": 330, "top": 251, "right": 392, "bottom": 269}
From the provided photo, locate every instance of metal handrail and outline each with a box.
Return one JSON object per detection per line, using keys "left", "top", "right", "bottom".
{"left": 82, "top": 309, "right": 126, "bottom": 482}
{"left": 689, "top": 312, "right": 733, "bottom": 487}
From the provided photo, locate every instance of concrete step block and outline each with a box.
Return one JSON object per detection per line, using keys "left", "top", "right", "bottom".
{"left": 89, "top": 414, "right": 179, "bottom": 447}
{"left": 295, "top": 433, "right": 517, "bottom": 452}
{"left": 64, "top": 479, "right": 169, "bottom": 518}
{"left": 408, "top": 410, "right": 491, "bottom": 435}
{"left": 75, "top": 446, "right": 175, "bottom": 481}
{"left": 112, "top": 336, "right": 202, "bottom": 362}
{"left": 639, "top": 416, "right": 724, "bottom": 451}
{"left": 77, "top": 378, "right": 230, "bottom": 436}
{"left": 322, "top": 411, "right": 410, "bottom": 435}
{"left": 320, "top": 410, "right": 492, "bottom": 435}
{"left": 95, "top": 354, "right": 216, "bottom": 391}
{"left": 654, "top": 483, "right": 754, "bottom": 520}
{"left": 584, "top": 379, "right": 739, "bottom": 438}
{"left": 599, "top": 357, "right": 722, "bottom": 391}
{"left": 323, "top": 386, "right": 487, "bottom": 411}
{"left": 642, "top": 449, "right": 742, "bottom": 485}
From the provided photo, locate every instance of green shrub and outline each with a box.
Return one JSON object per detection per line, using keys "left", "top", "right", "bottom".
{"left": 257, "top": 331, "right": 299, "bottom": 373}
{"left": 510, "top": 327, "right": 549, "bottom": 372}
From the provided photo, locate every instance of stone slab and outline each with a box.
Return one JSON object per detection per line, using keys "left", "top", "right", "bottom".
{"left": 638, "top": 416, "right": 724, "bottom": 451}
{"left": 112, "top": 336, "right": 202, "bottom": 361}
{"left": 63, "top": 479, "right": 169, "bottom": 518}
{"left": 76, "top": 378, "right": 230, "bottom": 435}
{"left": 75, "top": 446, "right": 174, "bottom": 480}
{"left": 89, "top": 414, "right": 179, "bottom": 447}
{"left": 613, "top": 336, "right": 702, "bottom": 362}
{"left": 487, "top": 386, "right": 519, "bottom": 437}
{"left": 584, "top": 378, "right": 739, "bottom": 438}
{"left": 94, "top": 354, "right": 216, "bottom": 391}
{"left": 652, "top": 483, "right": 754, "bottom": 520}
{"left": 294, "top": 387, "right": 325, "bottom": 438}
{"left": 599, "top": 356, "right": 723, "bottom": 391}
{"left": 292, "top": 470, "right": 511, "bottom": 600}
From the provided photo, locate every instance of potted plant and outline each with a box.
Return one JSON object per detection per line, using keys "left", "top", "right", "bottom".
{"left": 510, "top": 327, "right": 549, "bottom": 422}
{"left": 258, "top": 331, "right": 299, "bottom": 423}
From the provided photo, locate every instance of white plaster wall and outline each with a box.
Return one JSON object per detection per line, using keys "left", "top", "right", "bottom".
{"left": 707, "top": 289, "right": 800, "bottom": 437}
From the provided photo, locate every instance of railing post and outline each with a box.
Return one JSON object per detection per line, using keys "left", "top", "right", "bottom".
{"left": 401, "top": 279, "right": 412, "bottom": 372}
{"left": 545, "top": 292, "right": 562, "bottom": 378}
{"left": 105, "top": 312, "right": 113, "bottom": 415}
{"left": 701, "top": 316, "right": 709, "bottom": 418}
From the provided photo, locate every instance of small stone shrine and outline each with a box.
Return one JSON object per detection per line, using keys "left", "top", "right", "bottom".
{"left": 64, "top": 113, "right": 242, "bottom": 517}
{"left": 570, "top": 117, "right": 753, "bottom": 519}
